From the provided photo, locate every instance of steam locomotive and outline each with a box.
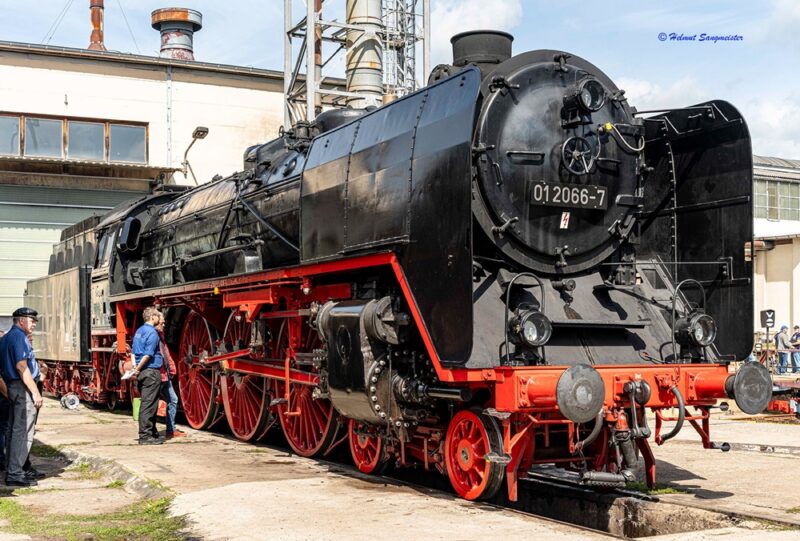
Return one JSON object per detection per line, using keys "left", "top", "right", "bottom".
{"left": 26, "top": 31, "right": 772, "bottom": 501}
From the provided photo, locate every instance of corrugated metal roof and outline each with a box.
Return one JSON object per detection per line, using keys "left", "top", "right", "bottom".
{"left": 0, "top": 40, "right": 284, "bottom": 80}
{"left": 754, "top": 155, "right": 800, "bottom": 170}
{"left": 0, "top": 40, "right": 347, "bottom": 87}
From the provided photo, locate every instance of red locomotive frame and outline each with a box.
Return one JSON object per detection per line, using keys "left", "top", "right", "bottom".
{"left": 40, "top": 251, "right": 738, "bottom": 501}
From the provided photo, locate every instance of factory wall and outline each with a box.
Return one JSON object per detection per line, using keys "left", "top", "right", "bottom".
{"left": 0, "top": 46, "right": 287, "bottom": 322}
{"left": 0, "top": 52, "right": 285, "bottom": 183}
{"left": 753, "top": 239, "right": 800, "bottom": 348}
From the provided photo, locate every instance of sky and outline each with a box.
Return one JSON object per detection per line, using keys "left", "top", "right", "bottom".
{"left": 0, "top": 0, "right": 798, "bottom": 158}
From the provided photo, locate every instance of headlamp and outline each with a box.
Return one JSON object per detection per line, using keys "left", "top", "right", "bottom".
{"left": 510, "top": 310, "right": 552, "bottom": 347}
{"left": 675, "top": 312, "right": 717, "bottom": 347}
{"left": 578, "top": 79, "right": 606, "bottom": 112}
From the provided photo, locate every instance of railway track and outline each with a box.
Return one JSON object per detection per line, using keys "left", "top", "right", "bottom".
{"left": 275, "top": 435, "right": 754, "bottom": 539}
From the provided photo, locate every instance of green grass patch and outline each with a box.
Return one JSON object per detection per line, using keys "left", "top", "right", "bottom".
{"left": 0, "top": 496, "right": 186, "bottom": 540}
{"left": 626, "top": 481, "right": 690, "bottom": 495}
{"left": 105, "top": 479, "right": 125, "bottom": 489}
{"left": 66, "top": 462, "right": 104, "bottom": 480}
{"left": 30, "top": 442, "right": 63, "bottom": 458}
{"left": 787, "top": 506, "right": 800, "bottom": 514}
{"left": 146, "top": 478, "right": 171, "bottom": 493}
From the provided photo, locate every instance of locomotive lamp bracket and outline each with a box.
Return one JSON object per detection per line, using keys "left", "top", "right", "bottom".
{"left": 491, "top": 216, "right": 518, "bottom": 236}
{"left": 488, "top": 75, "right": 520, "bottom": 94}
{"left": 553, "top": 54, "right": 571, "bottom": 72}
{"left": 554, "top": 246, "right": 571, "bottom": 268}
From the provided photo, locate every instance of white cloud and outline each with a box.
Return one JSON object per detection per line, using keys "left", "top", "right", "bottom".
{"left": 429, "top": 0, "right": 522, "bottom": 67}
{"left": 752, "top": 0, "right": 800, "bottom": 43}
{"left": 740, "top": 96, "right": 800, "bottom": 159}
{"left": 617, "top": 76, "right": 800, "bottom": 160}
{"left": 615, "top": 76, "right": 710, "bottom": 112}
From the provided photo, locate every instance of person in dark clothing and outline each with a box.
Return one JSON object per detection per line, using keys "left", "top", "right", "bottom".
{"left": 776, "top": 325, "right": 791, "bottom": 375}
{"left": 156, "top": 315, "right": 186, "bottom": 439}
{"left": 0, "top": 307, "right": 43, "bottom": 487}
{"left": 132, "top": 307, "right": 165, "bottom": 445}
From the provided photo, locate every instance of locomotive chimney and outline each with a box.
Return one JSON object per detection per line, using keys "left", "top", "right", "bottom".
{"left": 88, "top": 0, "right": 106, "bottom": 51}
{"left": 151, "top": 7, "right": 203, "bottom": 61}
{"left": 450, "top": 30, "right": 514, "bottom": 78}
{"left": 345, "top": 0, "right": 383, "bottom": 108}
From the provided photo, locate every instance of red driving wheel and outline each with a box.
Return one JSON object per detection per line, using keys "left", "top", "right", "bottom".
{"left": 444, "top": 409, "right": 505, "bottom": 500}
{"left": 272, "top": 321, "right": 338, "bottom": 457}
{"left": 220, "top": 313, "right": 271, "bottom": 441}
{"left": 177, "top": 311, "right": 221, "bottom": 430}
{"left": 348, "top": 419, "right": 388, "bottom": 474}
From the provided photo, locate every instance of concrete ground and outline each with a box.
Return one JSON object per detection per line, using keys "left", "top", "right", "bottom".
{"left": 0, "top": 398, "right": 796, "bottom": 540}
{"left": 642, "top": 412, "right": 800, "bottom": 526}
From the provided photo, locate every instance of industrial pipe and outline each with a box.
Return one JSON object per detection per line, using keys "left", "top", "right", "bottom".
{"left": 345, "top": 0, "right": 383, "bottom": 107}
{"left": 88, "top": 0, "right": 106, "bottom": 51}
{"left": 656, "top": 385, "right": 685, "bottom": 444}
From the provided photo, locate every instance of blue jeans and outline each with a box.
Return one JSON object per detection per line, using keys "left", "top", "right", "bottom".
{"left": 160, "top": 380, "right": 178, "bottom": 434}
{"left": 792, "top": 352, "right": 800, "bottom": 373}
{"left": 778, "top": 352, "right": 789, "bottom": 374}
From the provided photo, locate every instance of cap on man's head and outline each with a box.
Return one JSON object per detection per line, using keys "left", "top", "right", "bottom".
{"left": 781, "top": 324, "right": 789, "bottom": 331}
{"left": 12, "top": 307, "right": 38, "bottom": 322}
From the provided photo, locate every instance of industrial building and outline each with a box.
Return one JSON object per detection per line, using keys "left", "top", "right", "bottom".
{"left": 0, "top": 7, "right": 290, "bottom": 326}
{"left": 752, "top": 155, "right": 800, "bottom": 336}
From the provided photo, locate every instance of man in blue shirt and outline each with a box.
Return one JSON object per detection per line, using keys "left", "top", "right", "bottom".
{"left": 132, "top": 306, "right": 165, "bottom": 444}
{"left": 0, "top": 307, "right": 43, "bottom": 486}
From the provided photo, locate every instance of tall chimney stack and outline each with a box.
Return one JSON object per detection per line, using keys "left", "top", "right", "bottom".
{"left": 345, "top": 0, "right": 383, "bottom": 108}
{"left": 151, "top": 8, "right": 203, "bottom": 61}
{"left": 88, "top": 0, "right": 106, "bottom": 51}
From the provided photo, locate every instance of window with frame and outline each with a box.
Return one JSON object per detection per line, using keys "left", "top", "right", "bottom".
{"left": 0, "top": 115, "right": 20, "bottom": 156}
{"left": 68, "top": 121, "right": 105, "bottom": 161}
{"left": 24, "top": 117, "right": 62, "bottom": 158}
{"left": 754, "top": 179, "right": 800, "bottom": 221}
{"left": 0, "top": 112, "right": 147, "bottom": 164}
{"left": 109, "top": 124, "right": 146, "bottom": 164}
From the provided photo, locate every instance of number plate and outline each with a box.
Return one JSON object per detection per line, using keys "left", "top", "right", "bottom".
{"left": 529, "top": 181, "right": 608, "bottom": 210}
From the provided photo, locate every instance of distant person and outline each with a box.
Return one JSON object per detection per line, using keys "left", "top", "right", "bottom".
{"left": 775, "top": 325, "right": 791, "bottom": 375}
{"left": 0, "top": 308, "right": 43, "bottom": 487}
{"left": 791, "top": 326, "right": 800, "bottom": 374}
{"left": 131, "top": 307, "right": 165, "bottom": 445}
{"left": 156, "top": 314, "right": 186, "bottom": 439}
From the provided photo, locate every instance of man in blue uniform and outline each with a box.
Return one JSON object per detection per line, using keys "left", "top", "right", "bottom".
{"left": 0, "top": 307, "right": 43, "bottom": 487}
{"left": 131, "top": 306, "right": 165, "bottom": 444}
